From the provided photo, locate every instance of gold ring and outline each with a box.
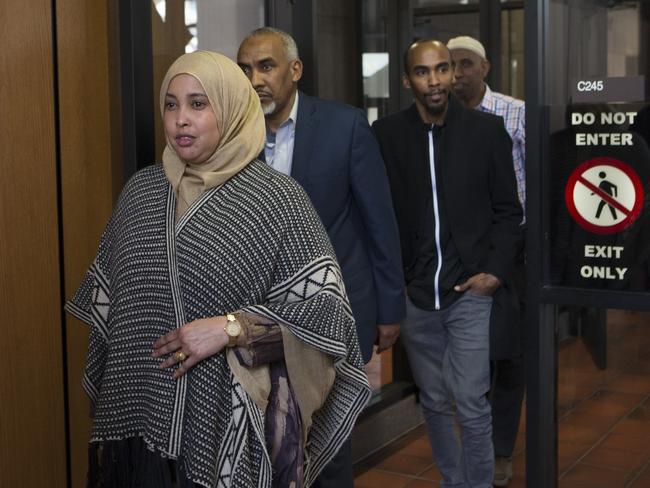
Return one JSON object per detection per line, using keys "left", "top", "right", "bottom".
{"left": 175, "top": 351, "right": 187, "bottom": 362}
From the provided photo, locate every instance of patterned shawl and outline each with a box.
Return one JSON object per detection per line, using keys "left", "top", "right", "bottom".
{"left": 66, "top": 161, "right": 370, "bottom": 488}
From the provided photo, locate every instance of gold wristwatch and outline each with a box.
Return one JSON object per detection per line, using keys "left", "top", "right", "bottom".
{"left": 224, "top": 313, "right": 242, "bottom": 347}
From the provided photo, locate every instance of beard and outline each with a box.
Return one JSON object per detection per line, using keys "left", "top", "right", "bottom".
{"left": 262, "top": 100, "right": 277, "bottom": 116}
{"left": 426, "top": 100, "right": 447, "bottom": 116}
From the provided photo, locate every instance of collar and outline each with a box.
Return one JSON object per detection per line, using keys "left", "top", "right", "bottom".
{"left": 265, "top": 93, "right": 299, "bottom": 151}
{"left": 406, "top": 94, "right": 461, "bottom": 131}
{"left": 477, "top": 84, "right": 494, "bottom": 112}
{"left": 267, "top": 91, "right": 300, "bottom": 134}
{"left": 283, "top": 91, "right": 300, "bottom": 127}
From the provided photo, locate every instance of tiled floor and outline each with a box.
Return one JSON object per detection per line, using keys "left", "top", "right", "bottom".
{"left": 354, "top": 310, "right": 650, "bottom": 487}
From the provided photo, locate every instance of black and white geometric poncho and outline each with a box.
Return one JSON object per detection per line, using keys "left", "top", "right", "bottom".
{"left": 66, "top": 161, "right": 371, "bottom": 488}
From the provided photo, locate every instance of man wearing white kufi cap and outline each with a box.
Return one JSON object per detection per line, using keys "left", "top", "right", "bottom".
{"left": 447, "top": 35, "right": 525, "bottom": 209}
{"left": 448, "top": 35, "right": 526, "bottom": 488}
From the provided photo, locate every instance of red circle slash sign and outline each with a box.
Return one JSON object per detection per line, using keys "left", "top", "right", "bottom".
{"left": 565, "top": 157, "right": 644, "bottom": 235}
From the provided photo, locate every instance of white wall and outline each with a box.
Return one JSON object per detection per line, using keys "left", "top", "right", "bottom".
{"left": 195, "top": 0, "right": 265, "bottom": 61}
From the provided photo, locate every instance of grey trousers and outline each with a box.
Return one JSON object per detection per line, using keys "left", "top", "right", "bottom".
{"left": 402, "top": 293, "right": 494, "bottom": 488}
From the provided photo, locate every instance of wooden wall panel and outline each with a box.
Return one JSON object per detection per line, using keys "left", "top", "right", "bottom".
{"left": 0, "top": 0, "right": 67, "bottom": 486}
{"left": 56, "top": 0, "right": 119, "bottom": 487}
{"left": 153, "top": 0, "right": 189, "bottom": 162}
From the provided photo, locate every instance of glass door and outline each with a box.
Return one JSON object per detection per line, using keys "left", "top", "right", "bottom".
{"left": 529, "top": 1, "right": 650, "bottom": 486}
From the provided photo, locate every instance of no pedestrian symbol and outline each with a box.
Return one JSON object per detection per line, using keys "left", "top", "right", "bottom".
{"left": 565, "top": 157, "right": 643, "bottom": 235}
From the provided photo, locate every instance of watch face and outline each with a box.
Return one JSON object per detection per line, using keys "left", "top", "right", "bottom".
{"left": 226, "top": 320, "right": 241, "bottom": 336}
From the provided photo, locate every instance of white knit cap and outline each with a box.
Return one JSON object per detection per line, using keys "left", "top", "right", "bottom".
{"left": 447, "top": 36, "right": 486, "bottom": 60}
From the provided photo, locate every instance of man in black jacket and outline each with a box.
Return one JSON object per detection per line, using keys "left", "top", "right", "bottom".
{"left": 372, "top": 40, "right": 522, "bottom": 488}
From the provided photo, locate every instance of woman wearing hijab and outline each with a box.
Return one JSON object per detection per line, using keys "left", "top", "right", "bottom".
{"left": 66, "top": 51, "right": 370, "bottom": 488}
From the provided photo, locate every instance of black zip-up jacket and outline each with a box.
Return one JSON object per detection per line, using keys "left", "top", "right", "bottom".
{"left": 372, "top": 96, "right": 524, "bottom": 358}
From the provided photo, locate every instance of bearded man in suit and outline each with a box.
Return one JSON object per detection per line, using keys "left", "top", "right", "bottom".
{"left": 237, "top": 27, "right": 406, "bottom": 488}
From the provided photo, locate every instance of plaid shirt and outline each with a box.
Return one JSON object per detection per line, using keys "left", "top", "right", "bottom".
{"left": 478, "top": 85, "right": 526, "bottom": 212}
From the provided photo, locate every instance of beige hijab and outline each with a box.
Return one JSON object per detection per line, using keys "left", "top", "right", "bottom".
{"left": 160, "top": 51, "right": 265, "bottom": 216}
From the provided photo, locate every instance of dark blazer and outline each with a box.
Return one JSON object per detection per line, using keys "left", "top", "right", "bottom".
{"left": 263, "top": 92, "right": 405, "bottom": 363}
{"left": 372, "top": 97, "right": 523, "bottom": 359}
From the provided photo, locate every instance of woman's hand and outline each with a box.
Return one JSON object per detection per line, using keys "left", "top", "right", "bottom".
{"left": 153, "top": 316, "right": 229, "bottom": 379}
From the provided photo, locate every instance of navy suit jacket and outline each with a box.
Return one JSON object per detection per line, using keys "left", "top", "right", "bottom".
{"left": 262, "top": 92, "right": 405, "bottom": 362}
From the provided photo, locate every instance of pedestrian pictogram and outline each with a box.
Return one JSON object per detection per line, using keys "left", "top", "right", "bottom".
{"left": 594, "top": 171, "right": 618, "bottom": 220}
{"left": 565, "top": 157, "right": 644, "bottom": 235}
